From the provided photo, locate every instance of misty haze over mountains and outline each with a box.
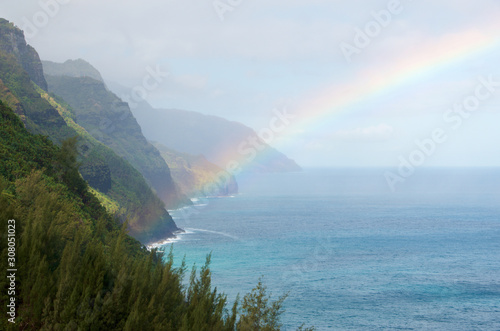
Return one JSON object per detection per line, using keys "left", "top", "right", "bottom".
{"left": 107, "top": 79, "right": 302, "bottom": 174}
{"left": 1, "top": 1, "right": 500, "bottom": 329}
{"left": 3, "top": 1, "right": 499, "bottom": 167}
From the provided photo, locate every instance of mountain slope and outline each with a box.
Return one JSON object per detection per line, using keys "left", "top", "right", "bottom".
{"left": 43, "top": 63, "right": 187, "bottom": 209}
{"left": 0, "top": 100, "right": 239, "bottom": 330}
{"left": 39, "top": 89, "right": 179, "bottom": 242}
{"left": 152, "top": 141, "right": 238, "bottom": 197}
{"left": 134, "top": 107, "right": 302, "bottom": 173}
{"left": 0, "top": 20, "right": 178, "bottom": 244}
{"left": 0, "top": 19, "right": 47, "bottom": 90}
{"left": 107, "top": 81, "right": 301, "bottom": 173}
{"left": 0, "top": 50, "right": 73, "bottom": 140}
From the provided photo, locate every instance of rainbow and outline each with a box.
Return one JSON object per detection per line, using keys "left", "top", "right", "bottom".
{"left": 175, "top": 30, "right": 500, "bottom": 198}
{"left": 281, "top": 31, "right": 500, "bottom": 148}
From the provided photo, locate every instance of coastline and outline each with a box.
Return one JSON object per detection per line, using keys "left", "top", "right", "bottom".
{"left": 146, "top": 194, "right": 239, "bottom": 250}
{"left": 146, "top": 229, "right": 186, "bottom": 250}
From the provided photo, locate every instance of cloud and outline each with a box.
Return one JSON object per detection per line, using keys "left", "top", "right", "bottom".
{"left": 1, "top": 0, "right": 500, "bottom": 166}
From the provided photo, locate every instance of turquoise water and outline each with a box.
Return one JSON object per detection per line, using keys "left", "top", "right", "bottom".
{"left": 161, "top": 168, "right": 500, "bottom": 330}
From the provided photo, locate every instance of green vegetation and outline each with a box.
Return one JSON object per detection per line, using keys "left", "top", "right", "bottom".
{"left": 0, "top": 18, "right": 48, "bottom": 91}
{"left": 37, "top": 87, "right": 178, "bottom": 242}
{"left": 237, "top": 278, "right": 288, "bottom": 331}
{"left": 44, "top": 73, "right": 187, "bottom": 209}
{"left": 89, "top": 187, "right": 120, "bottom": 214}
{"left": 0, "top": 100, "right": 310, "bottom": 330}
{"left": 0, "top": 50, "right": 71, "bottom": 139}
{"left": 0, "top": 44, "right": 178, "bottom": 244}
{"left": 0, "top": 78, "right": 23, "bottom": 119}
{"left": 0, "top": 19, "right": 314, "bottom": 329}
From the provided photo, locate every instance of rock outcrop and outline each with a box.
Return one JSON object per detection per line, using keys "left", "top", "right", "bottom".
{"left": 0, "top": 19, "right": 48, "bottom": 90}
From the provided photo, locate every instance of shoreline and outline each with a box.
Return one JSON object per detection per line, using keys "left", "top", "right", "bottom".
{"left": 147, "top": 194, "right": 239, "bottom": 250}
{"left": 146, "top": 229, "right": 186, "bottom": 250}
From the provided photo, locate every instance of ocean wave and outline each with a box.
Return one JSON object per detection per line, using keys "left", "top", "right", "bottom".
{"left": 146, "top": 230, "right": 185, "bottom": 250}
{"left": 184, "top": 228, "right": 239, "bottom": 240}
{"left": 167, "top": 205, "right": 193, "bottom": 214}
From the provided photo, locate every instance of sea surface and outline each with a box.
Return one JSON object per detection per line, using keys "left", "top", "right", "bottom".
{"left": 160, "top": 168, "right": 500, "bottom": 330}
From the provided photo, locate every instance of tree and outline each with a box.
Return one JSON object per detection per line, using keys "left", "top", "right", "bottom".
{"left": 54, "top": 136, "right": 87, "bottom": 195}
{"left": 181, "top": 254, "right": 230, "bottom": 331}
{"left": 237, "top": 277, "right": 288, "bottom": 331}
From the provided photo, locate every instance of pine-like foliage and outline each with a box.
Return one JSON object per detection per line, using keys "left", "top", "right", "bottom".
{"left": 0, "top": 101, "right": 311, "bottom": 330}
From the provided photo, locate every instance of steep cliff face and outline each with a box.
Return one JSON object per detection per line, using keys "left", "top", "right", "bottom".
{"left": 43, "top": 72, "right": 188, "bottom": 209}
{"left": 153, "top": 141, "right": 238, "bottom": 198}
{"left": 133, "top": 107, "right": 302, "bottom": 173}
{"left": 0, "top": 19, "right": 47, "bottom": 91}
{"left": 107, "top": 82, "right": 302, "bottom": 174}
{"left": 39, "top": 89, "right": 179, "bottom": 243}
{"left": 0, "top": 51, "right": 68, "bottom": 139}
{"left": 0, "top": 19, "right": 179, "bottom": 244}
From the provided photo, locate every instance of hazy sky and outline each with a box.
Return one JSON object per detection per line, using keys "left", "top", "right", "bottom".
{"left": 1, "top": 0, "right": 500, "bottom": 167}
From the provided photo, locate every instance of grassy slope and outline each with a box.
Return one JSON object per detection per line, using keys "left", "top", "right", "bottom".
{"left": 44, "top": 74, "right": 187, "bottom": 209}
{"left": 0, "top": 49, "right": 177, "bottom": 244}
{"left": 0, "top": 100, "right": 232, "bottom": 330}
{"left": 37, "top": 87, "right": 178, "bottom": 243}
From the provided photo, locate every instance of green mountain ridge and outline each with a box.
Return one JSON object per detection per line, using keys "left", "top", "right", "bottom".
{"left": 0, "top": 19, "right": 47, "bottom": 91}
{"left": 42, "top": 71, "right": 188, "bottom": 209}
{"left": 0, "top": 101, "right": 297, "bottom": 330}
{"left": 0, "top": 17, "right": 308, "bottom": 330}
{"left": 43, "top": 60, "right": 239, "bottom": 201}
{"left": 0, "top": 19, "right": 178, "bottom": 244}
{"left": 108, "top": 81, "right": 302, "bottom": 174}
{"left": 38, "top": 89, "right": 178, "bottom": 243}
{"left": 0, "top": 100, "right": 231, "bottom": 330}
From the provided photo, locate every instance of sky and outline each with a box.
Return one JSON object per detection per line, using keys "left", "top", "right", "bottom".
{"left": 1, "top": 0, "right": 500, "bottom": 167}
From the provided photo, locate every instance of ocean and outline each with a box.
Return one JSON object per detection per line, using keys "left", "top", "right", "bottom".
{"left": 160, "top": 168, "right": 500, "bottom": 330}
